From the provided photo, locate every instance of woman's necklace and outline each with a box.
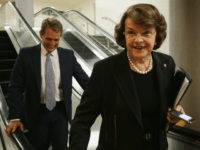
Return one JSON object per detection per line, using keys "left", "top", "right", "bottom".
{"left": 127, "top": 53, "right": 153, "bottom": 75}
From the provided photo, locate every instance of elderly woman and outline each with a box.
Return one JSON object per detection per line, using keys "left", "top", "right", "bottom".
{"left": 69, "top": 4, "right": 185, "bottom": 150}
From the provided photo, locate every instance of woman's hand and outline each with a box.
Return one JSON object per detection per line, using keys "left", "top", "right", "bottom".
{"left": 167, "top": 105, "right": 186, "bottom": 126}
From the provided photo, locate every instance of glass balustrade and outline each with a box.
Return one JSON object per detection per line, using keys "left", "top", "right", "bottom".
{"left": 34, "top": 8, "right": 107, "bottom": 69}
{"left": 63, "top": 10, "right": 124, "bottom": 55}
{"left": 0, "top": 2, "right": 39, "bottom": 51}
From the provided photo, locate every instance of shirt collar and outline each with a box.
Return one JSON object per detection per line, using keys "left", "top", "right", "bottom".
{"left": 41, "top": 43, "right": 57, "bottom": 57}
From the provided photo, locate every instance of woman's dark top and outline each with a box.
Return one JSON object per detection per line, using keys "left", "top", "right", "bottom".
{"left": 132, "top": 67, "right": 159, "bottom": 133}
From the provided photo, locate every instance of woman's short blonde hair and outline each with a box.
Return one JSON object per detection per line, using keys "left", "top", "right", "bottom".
{"left": 115, "top": 4, "right": 167, "bottom": 50}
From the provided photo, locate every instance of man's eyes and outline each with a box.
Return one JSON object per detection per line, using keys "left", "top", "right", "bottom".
{"left": 46, "top": 38, "right": 59, "bottom": 41}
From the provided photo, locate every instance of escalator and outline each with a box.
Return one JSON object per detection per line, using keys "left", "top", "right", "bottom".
{"left": 0, "top": 31, "right": 17, "bottom": 98}
{"left": 63, "top": 10, "right": 124, "bottom": 54}
{"left": 0, "top": 1, "right": 43, "bottom": 149}
{"left": 34, "top": 7, "right": 111, "bottom": 69}
{"left": 0, "top": 2, "right": 101, "bottom": 150}
{"left": 0, "top": 30, "right": 17, "bottom": 150}
{"left": 0, "top": 2, "right": 200, "bottom": 149}
{"left": 62, "top": 31, "right": 100, "bottom": 67}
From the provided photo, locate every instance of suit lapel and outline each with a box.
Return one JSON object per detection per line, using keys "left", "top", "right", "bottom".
{"left": 152, "top": 52, "right": 169, "bottom": 127}
{"left": 57, "top": 48, "right": 70, "bottom": 91}
{"left": 32, "top": 44, "right": 41, "bottom": 96}
{"left": 110, "top": 50, "right": 143, "bottom": 130}
{"left": 111, "top": 51, "right": 171, "bottom": 130}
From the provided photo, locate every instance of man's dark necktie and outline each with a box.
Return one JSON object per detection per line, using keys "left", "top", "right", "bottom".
{"left": 46, "top": 52, "right": 56, "bottom": 111}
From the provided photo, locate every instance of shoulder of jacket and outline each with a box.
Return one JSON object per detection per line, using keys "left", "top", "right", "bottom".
{"left": 94, "top": 53, "right": 121, "bottom": 67}
{"left": 152, "top": 51, "right": 173, "bottom": 61}
{"left": 58, "top": 47, "right": 73, "bottom": 53}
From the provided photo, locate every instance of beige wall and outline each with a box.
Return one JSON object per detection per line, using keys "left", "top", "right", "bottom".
{"left": 34, "top": 0, "right": 95, "bottom": 19}
{"left": 34, "top": 0, "right": 71, "bottom": 13}
{"left": 169, "top": 0, "right": 200, "bottom": 133}
{"left": 34, "top": 0, "right": 95, "bottom": 35}
{"left": 0, "top": 0, "right": 7, "bottom": 6}
{"left": 72, "top": 0, "right": 95, "bottom": 22}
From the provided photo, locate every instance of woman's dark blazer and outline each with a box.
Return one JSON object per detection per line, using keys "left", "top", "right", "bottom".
{"left": 69, "top": 49, "right": 176, "bottom": 150}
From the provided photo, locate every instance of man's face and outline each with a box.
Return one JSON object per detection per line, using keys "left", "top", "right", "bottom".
{"left": 40, "top": 26, "right": 61, "bottom": 52}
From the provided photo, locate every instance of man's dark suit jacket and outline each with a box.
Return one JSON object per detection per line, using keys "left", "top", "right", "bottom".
{"left": 7, "top": 44, "right": 89, "bottom": 142}
{"left": 69, "top": 50, "right": 175, "bottom": 150}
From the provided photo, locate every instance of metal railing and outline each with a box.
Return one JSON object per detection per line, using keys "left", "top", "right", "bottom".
{"left": 34, "top": 7, "right": 109, "bottom": 58}
{"left": 102, "top": 16, "right": 117, "bottom": 25}
{"left": 63, "top": 10, "right": 121, "bottom": 55}
{"left": 167, "top": 125, "right": 200, "bottom": 149}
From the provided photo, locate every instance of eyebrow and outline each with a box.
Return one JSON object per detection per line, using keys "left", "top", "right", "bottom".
{"left": 126, "top": 27, "right": 151, "bottom": 31}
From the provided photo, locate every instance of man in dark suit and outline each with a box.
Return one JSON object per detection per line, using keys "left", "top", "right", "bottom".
{"left": 5, "top": 18, "right": 89, "bottom": 150}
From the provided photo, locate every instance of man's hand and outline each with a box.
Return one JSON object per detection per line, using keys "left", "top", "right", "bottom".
{"left": 167, "top": 105, "right": 186, "bottom": 126}
{"left": 6, "top": 121, "right": 24, "bottom": 137}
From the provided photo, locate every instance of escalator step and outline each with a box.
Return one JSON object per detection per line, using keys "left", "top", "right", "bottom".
{"left": 70, "top": 46, "right": 92, "bottom": 53}
{"left": 0, "top": 43, "right": 15, "bottom": 50}
{"left": 90, "top": 35, "right": 106, "bottom": 39}
{"left": 0, "top": 59, "right": 16, "bottom": 69}
{"left": 63, "top": 37, "right": 79, "bottom": 41}
{"left": 0, "top": 31, "right": 8, "bottom": 37}
{"left": 0, "top": 81, "right": 9, "bottom": 96}
{"left": 62, "top": 34, "right": 79, "bottom": 41}
{"left": 92, "top": 38, "right": 107, "bottom": 42}
{"left": 67, "top": 41, "right": 85, "bottom": 47}
{"left": 80, "top": 53, "right": 96, "bottom": 59}
{"left": 109, "top": 46, "right": 119, "bottom": 49}
{"left": 0, "top": 51, "right": 17, "bottom": 59}
{"left": 0, "top": 70, "right": 12, "bottom": 81}
{"left": 0, "top": 37, "right": 11, "bottom": 43}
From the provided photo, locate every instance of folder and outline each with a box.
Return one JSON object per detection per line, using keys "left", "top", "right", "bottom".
{"left": 165, "top": 67, "right": 193, "bottom": 131}
{"left": 170, "top": 67, "right": 192, "bottom": 109}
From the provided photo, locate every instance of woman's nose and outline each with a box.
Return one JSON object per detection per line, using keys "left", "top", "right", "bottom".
{"left": 134, "top": 33, "right": 144, "bottom": 44}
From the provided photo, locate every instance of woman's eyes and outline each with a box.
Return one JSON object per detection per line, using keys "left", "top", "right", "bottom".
{"left": 127, "top": 31, "right": 136, "bottom": 34}
{"left": 127, "top": 31, "right": 151, "bottom": 35}
{"left": 143, "top": 31, "right": 151, "bottom": 35}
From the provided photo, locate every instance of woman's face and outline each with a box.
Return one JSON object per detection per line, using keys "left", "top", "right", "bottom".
{"left": 124, "top": 17, "right": 157, "bottom": 60}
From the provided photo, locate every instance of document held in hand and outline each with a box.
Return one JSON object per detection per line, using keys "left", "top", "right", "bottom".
{"left": 165, "top": 67, "right": 193, "bottom": 132}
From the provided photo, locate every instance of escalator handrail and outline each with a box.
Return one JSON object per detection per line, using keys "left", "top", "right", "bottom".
{"left": 167, "top": 125, "right": 200, "bottom": 148}
{"left": 0, "top": 87, "right": 35, "bottom": 150}
{"left": 0, "top": 2, "right": 38, "bottom": 149}
{"left": 1, "top": 1, "right": 41, "bottom": 44}
{"left": 63, "top": 10, "right": 117, "bottom": 44}
{"left": 34, "top": 7, "right": 111, "bottom": 57}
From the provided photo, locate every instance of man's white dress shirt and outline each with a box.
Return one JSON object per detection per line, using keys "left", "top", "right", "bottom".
{"left": 41, "top": 44, "right": 63, "bottom": 103}
{"left": 11, "top": 44, "right": 63, "bottom": 121}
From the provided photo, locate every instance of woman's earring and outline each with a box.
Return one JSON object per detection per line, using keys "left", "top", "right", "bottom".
{"left": 155, "top": 42, "right": 157, "bottom": 45}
